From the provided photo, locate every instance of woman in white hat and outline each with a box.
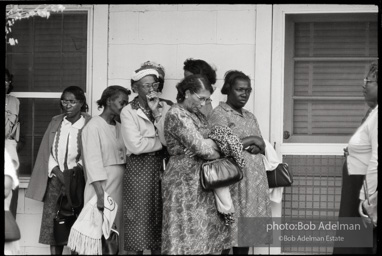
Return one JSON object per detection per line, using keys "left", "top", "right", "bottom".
{"left": 120, "top": 67, "right": 171, "bottom": 255}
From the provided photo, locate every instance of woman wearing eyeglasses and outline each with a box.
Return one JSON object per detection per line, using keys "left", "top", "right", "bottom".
{"left": 120, "top": 67, "right": 171, "bottom": 255}
{"left": 26, "top": 86, "right": 91, "bottom": 255}
{"left": 209, "top": 70, "right": 272, "bottom": 255}
{"left": 333, "top": 63, "right": 378, "bottom": 255}
{"left": 5, "top": 68, "right": 21, "bottom": 220}
{"left": 183, "top": 58, "right": 217, "bottom": 118}
{"left": 161, "top": 74, "right": 230, "bottom": 255}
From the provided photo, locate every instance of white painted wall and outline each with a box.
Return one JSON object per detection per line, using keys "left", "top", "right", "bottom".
{"left": 107, "top": 4, "right": 258, "bottom": 119}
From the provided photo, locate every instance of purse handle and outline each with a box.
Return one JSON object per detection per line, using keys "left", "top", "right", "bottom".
{"left": 202, "top": 157, "right": 231, "bottom": 166}
{"left": 102, "top": 215, "right": 119, "bottom": 236}
{"left": 55, "top": 193, "right": 74, "bottom": 218}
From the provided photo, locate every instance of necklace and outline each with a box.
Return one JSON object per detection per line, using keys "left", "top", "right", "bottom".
{"left": 138, "top": 102, "right": 154, "bottom": 122}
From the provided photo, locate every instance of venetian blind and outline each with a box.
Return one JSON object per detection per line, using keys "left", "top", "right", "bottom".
{"left": 6, "top": 12, "right": 88, "bottom": 176}
{"left": 292, "top": 21, "right": 377, "bottom": 136}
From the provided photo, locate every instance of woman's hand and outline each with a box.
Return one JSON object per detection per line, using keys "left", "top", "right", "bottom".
{"left": 97, "top": 193, "right": 104, "bottom": 212}
{"left": 184, "top": 148, "right": 196, "bottom": 158}
{"left": 52, "top": 166, "right": 65, "bottom": 185}
{"left": 242, "top": 136, "right": 265, "bottom": 154}
{"left": 245, "top": 145, "right": 261, "bottom": 154}
{"left": 147, "top": 92, "right": 160, "bottom": 112}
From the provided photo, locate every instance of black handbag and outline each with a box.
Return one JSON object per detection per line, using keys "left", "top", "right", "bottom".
{"left": 102, "top": 224, "right": 119, "bottom": 255}
{"left": 53, "top": 194, "right": 77, "bottom": 246}
{"left": 266, "top": 163, "right": 293, "bottom": 188}
{"left": 200, "top": 157, "right": 243, "bottom": 191}
{"left": 5, "top": 210, "right": 21, "bottom": 242}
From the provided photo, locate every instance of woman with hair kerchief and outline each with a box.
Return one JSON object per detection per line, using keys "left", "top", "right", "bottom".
{"left": 120, "top": 66, "right": 171, "bottom": 254}
{"left": 81, "top": 85, "right": 131, "bottom": 253}
{"left": 26, "top": 86, "right": 91, "bottom": 255}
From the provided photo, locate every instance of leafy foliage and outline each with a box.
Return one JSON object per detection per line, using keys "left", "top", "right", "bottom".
{"left": 6, "top": 5, "right": 66, "bottom": 45}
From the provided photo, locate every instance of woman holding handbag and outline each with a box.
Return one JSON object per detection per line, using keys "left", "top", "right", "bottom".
{"left": 209, "top": 70, "right": 272, "bottom": 255}
{"left": 162, "top": 74, "right": 231, "bottom": 255}
{"left": 25, "top": 86, "right": 91, "bottom": 255}
{"left": 333, "top": 63, "right": 378, "bottom": 254}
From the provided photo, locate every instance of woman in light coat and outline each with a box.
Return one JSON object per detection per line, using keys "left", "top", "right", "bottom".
{"left": 82, "top": 85, "right": 131, "bottom": 253}
{"left": 120, "top": 67, "right": 170, "bottom": 255}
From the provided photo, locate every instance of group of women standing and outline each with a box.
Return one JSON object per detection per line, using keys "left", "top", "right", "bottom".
{"left": 23, "top": 59, "right": 271, "bottom": 255}
{"left": 20, "top": 60, "right": 377, "bottom": 255}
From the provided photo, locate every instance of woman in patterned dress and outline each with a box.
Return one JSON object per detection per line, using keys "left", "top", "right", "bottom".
{"left": 26, "top": 86, "right": 91, "bottom": 255}
{"left": 162, "top": 74, "right": 231, "bottom": 255}
{"left": 120, "top": 67, "right": 171, "bottom": 254}
{"left": 81, "top": 86, "right": 131, "bottom": 253}
{"left": 209, "top": 70, "right": 272, "bottom": 255}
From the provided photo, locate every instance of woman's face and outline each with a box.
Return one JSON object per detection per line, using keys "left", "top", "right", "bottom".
{"left": 61, "top": 92, "right": 83, "bottom": 119}
{"left": 134, "top": 75, "right": 158, "bottom": 100}
{"left": 363, "top": 74, "right": 378, "bottom": 108}
{"left": 227, "top": 79, "right": 252, "bottom": 109}
{"left": 184, "top": 88, "right": 211, "bottom": 113}
{"left": 109, "top": 92, "right": 129, "bottom": 116}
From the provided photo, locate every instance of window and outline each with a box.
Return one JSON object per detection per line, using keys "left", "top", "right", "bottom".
{"left": 6, "top": 10, "right": 88, "bottom": 176}
{"left": 284, "top": 13, "right": 378, "bottom": 143}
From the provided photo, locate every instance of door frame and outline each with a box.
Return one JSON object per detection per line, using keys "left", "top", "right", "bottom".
{"left": 270, "top": 4, "right": 378, "bottom": 160}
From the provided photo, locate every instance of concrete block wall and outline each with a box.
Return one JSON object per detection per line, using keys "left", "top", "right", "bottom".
{"left": 108, "top": 4, "right": 257, "bottom": 113}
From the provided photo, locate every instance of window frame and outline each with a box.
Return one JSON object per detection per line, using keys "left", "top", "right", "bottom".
{"left": 5, "top": 5, "right": 94, "bottom": 185}
{"left": 283, "top": 13, "right": 377, "bottom": 143}
{"left": 270, "top": 4, "right": 378, "bottom": 158}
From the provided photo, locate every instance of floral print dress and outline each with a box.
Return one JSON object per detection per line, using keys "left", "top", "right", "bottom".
{"left": 161, "top": 104, "right": 231, "bottom": 255}
{"left": 209, "top": 102, "right": 272, "bottom": 247}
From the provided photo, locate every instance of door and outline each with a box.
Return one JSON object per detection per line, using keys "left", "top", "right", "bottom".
{"left": 270, "top": 5, "right": 378, "bottom": 254}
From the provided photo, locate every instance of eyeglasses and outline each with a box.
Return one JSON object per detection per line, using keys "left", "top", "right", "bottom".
{"left": 140, "top": 82, "right": 159, "bottom": 90}
{"left": 235, "top": 88, "right": 252, "bottom": 94}
{"left": 363, "top": 78, "right": 377, "bottom": 86}
{"left": 193, "top": 91, "right": 212, "bottom": 104}
{"left": 61, "top": 100, "right": 79, "bottom": 106}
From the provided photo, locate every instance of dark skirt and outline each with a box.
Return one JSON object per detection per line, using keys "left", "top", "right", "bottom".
{"left": 39, "top": 176, "right": 64, "bottom": 245}
{"left": 123, "top": 153, "right": 163, "bottom": 251}
{"left": 332, "top": 158, "right": 375, "bottom": 254}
